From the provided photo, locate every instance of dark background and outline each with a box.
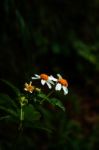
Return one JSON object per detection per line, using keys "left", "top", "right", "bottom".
{"left": 0, "top": 0, "right": 99, "bottom": 149}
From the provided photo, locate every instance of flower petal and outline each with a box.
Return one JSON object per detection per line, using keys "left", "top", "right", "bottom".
{"left": 31, "top": 77, "right": 38, "bottom": 79}
{"left": 55, "top": 83, "right": 61, "bottom": 91}
{"left": 48, "top": 80, "right": 54, "bottom": 85}
{"left": 49, "top": 75, "right": 57, "bottom": 82}
{"left": 57, "top": 74, "right": 62, "bottom": 79}
{"left": 46, "top": 82, "right": 52, "bottom": 89}
{"left": 63, "top": 86, "right": 68, "bottom": 95}
{"left": 24, "top": 88, "right": 27, "bottom": 91}
{"left": 34, "top": 74, "right": 40, "bottom": 78}
{"left": 41, "top": 79, "right": 46, "bottom": 85}
{"left": 32, "top": 74, "right": 40, "bottom": 79}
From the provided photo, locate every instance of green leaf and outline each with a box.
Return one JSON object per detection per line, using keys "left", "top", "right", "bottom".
{"left": 37, "top": 106, "right": 54, "bottom": 130}
{"left": 23, "top": 104, "right": 41, "bottom": 122}
{"left": 0, "top": 93, "right": 18, "bottom": 109}
{"left": 48, "top": 98, "right": 65, "bottom": 111}
{"left": 0, "top": 106, "right": 18, "bottom": 117}
{"left": 33, "top": 123, "right": 53, "bottom": 133}
{"left": 37, "top": 93, "right": 49, "bottom": 104}
{"left": 16, "top": 9, "right": 29, "bottom": 43}
{"left": 0, "top": 79, "right": 20, "bottom": 96}
{"left": 38, "top": 93, "right": 48, "bottom": 100}
{"left": 74, "top": 41, "right": 97, "bottom": 64}
{"left": 0, "top": 115, "right": 11, "bottom": 120}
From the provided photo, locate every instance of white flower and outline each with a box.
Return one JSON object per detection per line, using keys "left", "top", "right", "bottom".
{"left": 31, "top": 73, "right": 57, "bottom": 89}
{"left": 55, "top": 74, "right": 68, "bottom": 95}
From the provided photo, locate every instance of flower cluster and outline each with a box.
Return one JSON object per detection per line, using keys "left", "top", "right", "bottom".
{"left": 24, "top": 73, "right": 68, "bottom": 95}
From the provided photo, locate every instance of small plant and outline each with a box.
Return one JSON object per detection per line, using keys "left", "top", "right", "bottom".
{"left": 0, "top": 73, "right": 68, "bottom": 131}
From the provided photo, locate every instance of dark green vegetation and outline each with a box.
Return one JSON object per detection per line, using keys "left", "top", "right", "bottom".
{"left": 0, "top": 0, "right": 99, "bottom": 149}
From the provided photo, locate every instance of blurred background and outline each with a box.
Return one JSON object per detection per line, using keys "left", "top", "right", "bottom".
{"left": 0, "top": 0, "right": 99, "bottom": 149}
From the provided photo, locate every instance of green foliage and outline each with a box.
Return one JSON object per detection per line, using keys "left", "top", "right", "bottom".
{"left": 0, "top": 79, "right": 68, "bottom": 149}
{"left": 73, "top": 40, "right": 99, "bottom": 68}
{"left": 0, "top": 78, "right": 66, "bottom": 127}
{"left": 0, "top": 79, "right": 21, "bottom": 96}
{"left": 22, "top": 104, "right": 41, "bottom": 122}
{"left": 0, "top": 93, "right": 18, "bottom": 109}
{"left": 0, "top": 79, "right": 98, "bottom": 149}
{"left": 37, "top": 93, "right": 65, "bottom": 111}
{"left": 48, "top": 98, "right": 65, "bottom": 111}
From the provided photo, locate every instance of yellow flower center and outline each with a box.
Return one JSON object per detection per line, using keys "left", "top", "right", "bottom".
{"left": 24, "top": 82, "right": 34, "bottom": 93}
{"left": 58, "top": 78, "right": 68, "bottom": 86}
{"left": 40, "top": 74, "right": 49, "bottom": 80}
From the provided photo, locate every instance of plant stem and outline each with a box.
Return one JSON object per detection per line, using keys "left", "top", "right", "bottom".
{"left": 19, "top": 105, "right": 24, "bottom": 131}
{"left": 20, "top": 106, "right": 23, "bottom": 121}
{"left": 40, "top": 90, "right": 54, "bottom": 104}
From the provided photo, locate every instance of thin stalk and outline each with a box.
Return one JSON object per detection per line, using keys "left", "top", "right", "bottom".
{"left": 19, "top": 104, "right": 24, "bottom": 131}
{"left": 40, "top": 90, "right": 54, "bottom": 104}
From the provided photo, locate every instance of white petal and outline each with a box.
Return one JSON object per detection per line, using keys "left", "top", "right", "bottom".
{"left": 57, "top": 74, "right": 62, "bottom": 79}
{"left": 24, "top": 88, "right": 27, "bottom": 91}
{"left": 48, "top": 80, "right": 54, "bottom": 85}
{"left": 34, "top": 74, "right": 40, "bottom": 78}
{"left": 41, "top": 79, "right": 46, "bottom": 85}
{"left": 31, "top": 77, "right": 38, "bottom": 79}
{"left": 46, "top": 82, "right": 52, "bottom": 89}
{"left": 63, "top": 86, "right": 68, "bottom": 95}
{"left": 49, "top": 75, "right": 57, "bottom": 82}
{"left": 55, "top": 83, "right": 62, "bottom": 91}
{"left": 31, "top": 74, "right": 40, "bottom": 79}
